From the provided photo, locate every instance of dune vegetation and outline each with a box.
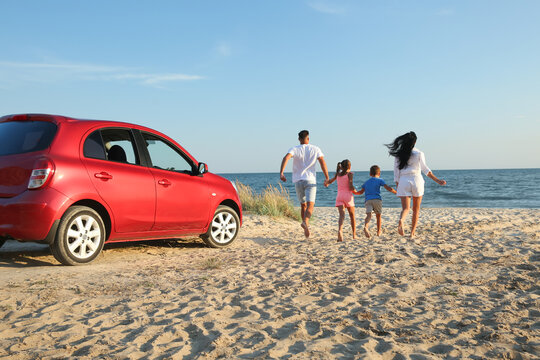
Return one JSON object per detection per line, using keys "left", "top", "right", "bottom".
{"left": 236, "top": 181, "right": 300, "bottom": 221}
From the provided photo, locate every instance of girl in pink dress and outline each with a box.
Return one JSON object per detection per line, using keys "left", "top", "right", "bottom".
{"left": 327, "top": 159, "right": 357, "bottom": 242}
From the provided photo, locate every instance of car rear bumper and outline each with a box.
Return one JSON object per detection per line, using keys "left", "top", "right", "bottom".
{"left": 0, "top": 188, "right": 69, "bottom": 241}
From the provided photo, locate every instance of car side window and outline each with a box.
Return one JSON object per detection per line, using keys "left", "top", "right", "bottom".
{"left": 101, "top": 129, "right": 140, "bottom": 165}
{"left": 83, "top": 130, "right": 106, "bottom": 160}
{"left": 142, "top": 133, "right": 194, "bottom": 173}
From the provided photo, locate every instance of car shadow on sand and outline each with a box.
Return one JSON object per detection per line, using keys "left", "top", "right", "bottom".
{"left": 0, "top": 238, "right": 208, "bottom": 268}
{"left": 104, "top": 237, "right": 207, "bottom": 250}
{"left": 0, "top": 241, "right": 53, "bottom": 267}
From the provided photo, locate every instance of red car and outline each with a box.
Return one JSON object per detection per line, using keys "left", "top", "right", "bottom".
{"left": 0, "top": 114, "right": 242, "bottom": 265}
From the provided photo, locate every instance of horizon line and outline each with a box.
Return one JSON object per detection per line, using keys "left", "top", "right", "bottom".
{"left": 216, "top": 167, "right": 540, "bottom": 174}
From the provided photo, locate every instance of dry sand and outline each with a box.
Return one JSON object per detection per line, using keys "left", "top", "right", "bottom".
{"left": 0, "top": 208, "right": 539, "bottom": 359}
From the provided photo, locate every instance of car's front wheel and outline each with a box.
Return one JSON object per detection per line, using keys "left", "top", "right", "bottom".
{"left": 201, "top": 205, "right": 240, "bottom": 248}
{"left": 50, "top": 206, "right": 105, "bottom": 265}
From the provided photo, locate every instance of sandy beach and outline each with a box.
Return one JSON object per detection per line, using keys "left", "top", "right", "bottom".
{"left": 0, "top": 207, "right": 539, "bottom": 359}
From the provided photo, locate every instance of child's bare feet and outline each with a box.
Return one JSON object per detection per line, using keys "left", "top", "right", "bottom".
{"left": 363, "top": 226, "right": 371, "bottom": 238}
{"left": 337, "top": 230, "right": 343, "bottom": 242}
{"left": 398, "top": 221, "right": 404, "bottom": 236}
{"left": 377, "top": 229, "right": 382, "bottom": 236}
{"left": 301, "top": 221, "right": 310, "bottom": 238}
{"left": 409, "top": 232, "right": 416, "bottom": 239}
{"left": 352, "top": 232, "right": 358, "bottom": 240}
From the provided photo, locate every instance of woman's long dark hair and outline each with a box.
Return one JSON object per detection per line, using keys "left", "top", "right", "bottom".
{"left": 386, "top": 132, "right": 417, "bottom": 170}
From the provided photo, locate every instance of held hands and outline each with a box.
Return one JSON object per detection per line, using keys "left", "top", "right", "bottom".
{"left": 281, "top": 175, "right": 334, "bottom": 187}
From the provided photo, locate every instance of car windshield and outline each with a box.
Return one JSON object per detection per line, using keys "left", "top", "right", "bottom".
{"left": 0, "top": 121, "right": 57, "bottom": 156}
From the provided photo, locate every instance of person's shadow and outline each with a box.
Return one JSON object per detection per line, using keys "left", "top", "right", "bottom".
{"left": 0, "top": 238, "right": 207, "bottom": 268}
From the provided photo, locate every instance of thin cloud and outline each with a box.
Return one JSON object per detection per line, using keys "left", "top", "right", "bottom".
{"left": 307, "top": 1, "right": 346, "bottom": 15}
{"left": 0, "top": 61, "right": 124, "bottom": 73}
{"left": 215, "top": 42, "right": 232, "bottom": 57}
{"left": 436, "top": 8, "right": 455, "bottom": 16}
{"left": 0, "top": 61, "right": 204, "bottom": 86}
{"left": 110, "top": 73, "right": 204, "bottom": 84}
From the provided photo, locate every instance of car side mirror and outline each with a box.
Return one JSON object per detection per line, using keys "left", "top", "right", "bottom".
{"left": 198, "top": 162, "right": 208, "bottom": 175}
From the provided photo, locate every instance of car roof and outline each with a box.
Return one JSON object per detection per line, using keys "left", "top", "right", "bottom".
{"left": 2, "top": 113, "right": 138, "bottom": 128}
{"left": 1, "top": 113, "right": 167, "bottom": 134}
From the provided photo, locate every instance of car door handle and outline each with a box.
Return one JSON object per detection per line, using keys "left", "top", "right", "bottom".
{"left": 94, "top": 172, "right": 113, "bottom": 181}
{"left": 158, "top": 179, "right": 171, "bottom": 187}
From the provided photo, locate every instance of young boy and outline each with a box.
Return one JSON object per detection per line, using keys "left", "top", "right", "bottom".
{"left": 354, "top": 165, "right": 397, "bottom": 238}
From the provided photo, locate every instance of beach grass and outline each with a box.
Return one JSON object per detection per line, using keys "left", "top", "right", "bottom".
{"left": 236, "top": 181, "right": 301, "bottom": 221}
{"left": 201, "top": 257, "right": 223, "bottom": 270}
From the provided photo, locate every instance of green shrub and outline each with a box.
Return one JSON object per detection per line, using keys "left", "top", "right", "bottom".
{"left": 236, "top": 181, "right": 300, "bottom": 221}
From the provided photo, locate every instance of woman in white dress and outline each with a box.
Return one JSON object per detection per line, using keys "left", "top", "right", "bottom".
{"left": 386, "top": 132, "right": 446, "bottom": 238}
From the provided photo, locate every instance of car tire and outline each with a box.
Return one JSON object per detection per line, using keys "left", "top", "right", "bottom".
{"left": 0, "top": 238, "right": 6, "bottom": 249}
{"left": 201, "top": 205, "right": 240, "bottom": 248}
{"left": 50, "top": 206, "right": 106, "bottom": 265}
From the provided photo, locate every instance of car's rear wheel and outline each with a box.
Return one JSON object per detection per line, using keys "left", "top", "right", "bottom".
{"left": 0, "top": 238, "right": 6, "bottom": 249}
{"left": 201, "top": 205, "right": 240, "bottom": 248}
{"left": 50, "top": 206, "right": 105, "bottom": 265}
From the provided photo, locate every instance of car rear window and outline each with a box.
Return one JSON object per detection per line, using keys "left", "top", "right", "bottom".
{"left": 0, "top": 121, "right": 57, "bottom": 156}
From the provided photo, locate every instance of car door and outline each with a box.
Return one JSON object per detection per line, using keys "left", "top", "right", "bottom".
{"left": 82, "top": 128, "right": 156, "bottom": 233}
{"left": 141, "top": 132, "right": 211, "bottom": 231}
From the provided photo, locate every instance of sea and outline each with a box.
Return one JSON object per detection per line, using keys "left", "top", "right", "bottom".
{"left": 220, "top": 169, "right": 540, "bottom": 209}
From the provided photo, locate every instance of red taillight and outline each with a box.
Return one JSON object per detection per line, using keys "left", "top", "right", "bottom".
{"left": 28, "top": 158, "right": 55, "bottom": 190}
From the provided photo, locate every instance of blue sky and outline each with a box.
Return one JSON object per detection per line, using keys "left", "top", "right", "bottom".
{"left": 1, "top": 1, "right": 539, "bottom": 173}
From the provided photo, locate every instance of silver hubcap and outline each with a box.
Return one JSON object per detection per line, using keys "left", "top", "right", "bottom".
{"left": 211, "top": 212, "right": 237, "bottom": 244}
{"left": 66, "top": 215, "right": 101, "bottom": 259}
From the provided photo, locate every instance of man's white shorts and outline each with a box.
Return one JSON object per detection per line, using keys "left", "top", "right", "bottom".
{"left": 295, "top": 180, "right": 317, "bottom": 204}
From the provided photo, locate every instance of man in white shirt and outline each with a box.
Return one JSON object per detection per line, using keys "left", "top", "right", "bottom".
{"left": 280, "top": 130, "right": 330, "bottom": 238}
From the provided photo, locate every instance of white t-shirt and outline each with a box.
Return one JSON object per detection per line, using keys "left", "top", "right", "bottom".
{"left": 393, "top": 148, "right": 431, "bottom": 182}
{"left": 287, "top": 144, "right": 324, "bottom": 183}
